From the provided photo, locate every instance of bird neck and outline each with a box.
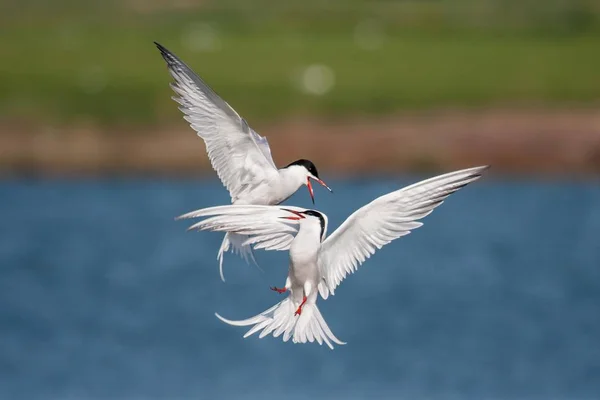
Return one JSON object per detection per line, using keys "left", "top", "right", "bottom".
{"left": 297, "top": 219, "right": 323, "bottom": 244}
{"left": 291, "top": 219, "right": 323, "bottom": 258}
{"left": 275, "top": 166, "right": 307, "bottom": 201}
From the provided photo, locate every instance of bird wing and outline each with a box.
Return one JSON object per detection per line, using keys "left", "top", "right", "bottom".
{"left": 177, "top": 205, "right": 306, "bottom": 251}
{"left": 317, "top": 166, "right": 488, "bottom": 299}
{"left": 155, "top": 43, "right": 278, "bottom": 202}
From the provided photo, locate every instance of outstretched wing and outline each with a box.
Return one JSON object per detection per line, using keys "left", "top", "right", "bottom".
{"left": 178, "top": 205, "right": 306, "bottom": 251}
{"left": 318, "top": 166, "right": 488, "bottom": 299}
{"left": 155, "top": 42, "right": 278, "bottom": 202}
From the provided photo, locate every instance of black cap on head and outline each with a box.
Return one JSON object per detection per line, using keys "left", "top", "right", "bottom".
{"left": 302, "top": 209, "right": 326, "bottom": 241}
{"left": 302, "top": 210, "right": 323, "bottom": 219}
{"left": 284, "top": 159, "right": 319, "bottom": 179}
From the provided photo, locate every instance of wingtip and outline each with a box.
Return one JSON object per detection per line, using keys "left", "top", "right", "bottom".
{"left": 154, "top": 41, "right": 175, "bottom": 62}
{"left": 175, "top": 210, "right": 198, "bottom": 220}
{"left": 465, "top": 165, "right": 490, "bottom": 179}
{"left": 476, "top": 165, "right": 491, "bottom": 177}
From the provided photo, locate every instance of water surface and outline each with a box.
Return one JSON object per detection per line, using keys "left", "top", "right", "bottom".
{"left": 1, "top": 177, "right": 599, "bottom": 399}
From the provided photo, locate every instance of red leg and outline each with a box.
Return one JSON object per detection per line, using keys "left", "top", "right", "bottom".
{"left": 270, "top": 286, "right": 287, "bottom": 294}
{"left": 295, "top": 296, "right": 307, "bottom": 316}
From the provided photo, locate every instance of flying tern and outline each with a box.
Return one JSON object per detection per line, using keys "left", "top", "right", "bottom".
{"left": 155, "top": 42, "right": 332, "bottom": 281}
{"left": 178, "top": 166, "right": 488, "bottom": 349}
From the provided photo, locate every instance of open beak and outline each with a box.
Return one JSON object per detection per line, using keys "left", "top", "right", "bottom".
{"left": 307, "top": 176, "right": 333, "bottom": 204}
{"left": 280, "top": 209, "right": 305, "bottom": 221}
{"left": 307, "top": 177, "right": 315, "bottom": 204}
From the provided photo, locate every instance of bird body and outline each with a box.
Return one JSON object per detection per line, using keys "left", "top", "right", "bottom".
{"left": 179, "top": 166, "right": 489, "bottom": 348}
{"left": 155, "top": 42, "right": 331, "bottom": 280}
{"left": 228, "top": 164, "right": 316, "bottom": 206}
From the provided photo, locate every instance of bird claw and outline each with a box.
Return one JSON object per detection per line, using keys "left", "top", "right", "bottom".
{"left": 294, "top": 296, "right": 307, "bottom": 317}
{"left": 270, "top": 286, "right": 287, "bottom": 294}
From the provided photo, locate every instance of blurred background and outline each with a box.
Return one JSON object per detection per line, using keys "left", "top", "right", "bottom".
{"left": 1, "top": 0, "right": 599, "bottom": 399}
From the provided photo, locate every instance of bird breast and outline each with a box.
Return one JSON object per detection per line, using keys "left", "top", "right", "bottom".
{"left": 232, "top": 174, "right": 299, "bottom": 206}
{"left": 289, "top": 225, "right": 321, "bottom": 267}
{"left": 289, "top": 240, "right": 320, "bottom": 286}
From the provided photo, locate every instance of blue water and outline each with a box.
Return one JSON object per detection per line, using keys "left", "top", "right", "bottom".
{"left": 1, "top": 176, "right": 599, "bottom": 399}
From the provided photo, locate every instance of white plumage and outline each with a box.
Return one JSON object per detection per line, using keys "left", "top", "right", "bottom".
{"left": 155, "top": 42, "right": 332, "bottom": 281}
{"left": 178, "top": 166, "right": 489, "bottom": 349}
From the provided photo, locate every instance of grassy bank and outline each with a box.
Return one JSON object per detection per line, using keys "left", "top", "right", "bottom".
{"left": 2, "top": 0, "right": 600, "bottom": 127}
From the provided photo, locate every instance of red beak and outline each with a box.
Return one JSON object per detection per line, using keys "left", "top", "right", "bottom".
{"left": 314, "top": 178, "right": 333, "bottom": 193}
{"left": 280, "top": 209, "right": 305, "bottom": 220}
{"left": 307, "top": 177, "right": 315, "bottom": 204}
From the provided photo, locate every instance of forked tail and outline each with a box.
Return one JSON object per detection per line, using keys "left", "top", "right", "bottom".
{"left": 215, "top": 297, "right": 345, "bottom": 349}
{"left": 217, "top": 232, "right": 258, "bottom": 282}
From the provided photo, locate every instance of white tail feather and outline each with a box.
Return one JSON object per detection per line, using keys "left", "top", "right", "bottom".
{"left": 215, "top": 297, "right": 345, "bottom": 349}
{"left": 216, "top": 232, "right": 258, "bottom": 282}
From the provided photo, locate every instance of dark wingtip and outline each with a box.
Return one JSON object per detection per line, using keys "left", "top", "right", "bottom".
{"left": 153, "top": 41, "right": 174, "bottom": 63}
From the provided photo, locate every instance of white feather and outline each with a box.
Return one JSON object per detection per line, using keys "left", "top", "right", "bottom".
{"left": 317, "top": 166, "right": 488, "bottom": 297}
{"left": 188, "top": 166, "right": 488, "bottom": 348}
{"left": 215, "top": 298, "right": 345, "bottom": 350}
{"left": 156, "top": 43, "right": 278, "bottom": 203}
{"left": 177, "top": 205, "right": 306, "bottom": 252}
{"left": 157, "top": 43, "right": 323, "bottom": 280}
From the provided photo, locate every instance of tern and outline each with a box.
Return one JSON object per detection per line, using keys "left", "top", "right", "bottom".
{"left": 155, "top": 42, "right": 332, "bottom": 281}
{"left": 178, "top": 166, "right": 488, "bottom": 349}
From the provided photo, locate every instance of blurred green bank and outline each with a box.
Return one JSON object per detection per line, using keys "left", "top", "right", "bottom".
{"left": 1, "top": 0, "right": 600, "bottom": 127}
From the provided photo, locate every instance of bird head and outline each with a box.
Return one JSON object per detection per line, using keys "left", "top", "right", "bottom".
{"left": 284, "top": 159, "right": 332, "bottom": 204}
{"left": 280, "top": 208, "right": 328, "bottom": 242}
